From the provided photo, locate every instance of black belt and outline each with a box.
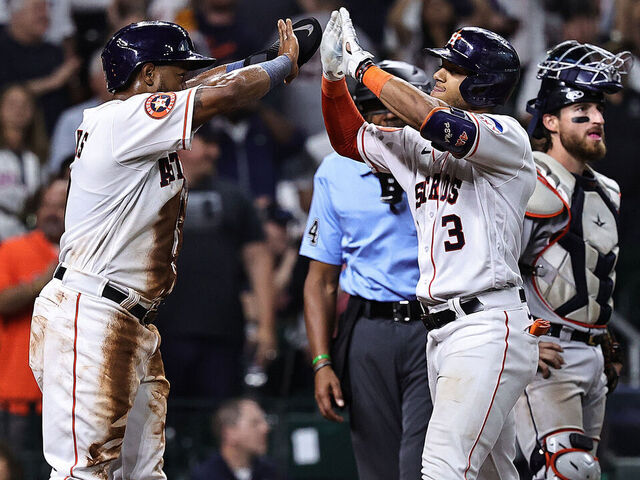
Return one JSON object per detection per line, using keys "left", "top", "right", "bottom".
{"left": 54, "top": 266, "right": 156, "bottom": 324}
{"left": 546, "top": 323, "right": 603, "bottom": 346}
{"left": 421, "top": 288, "right": 527, "bottom": 331}
{"left": 358, "top": 298, "right": 422, "bottom": 322}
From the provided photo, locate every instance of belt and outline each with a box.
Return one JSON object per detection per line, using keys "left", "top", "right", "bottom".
{"left": 54, "top": 265, "right": 157, "bottom": 324}
{"left": 546, "top": 323, "right": 604, "bottom": 346}
{"left": 359, "top": 298, "right": 422, "bottom": 322}
{"left": 421, "top": 288, "right": 527, "bottom": 331}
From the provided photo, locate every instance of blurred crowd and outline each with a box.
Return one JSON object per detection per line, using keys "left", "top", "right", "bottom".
{"left": 0, "top": 0, "right": 639, "bottom": 477}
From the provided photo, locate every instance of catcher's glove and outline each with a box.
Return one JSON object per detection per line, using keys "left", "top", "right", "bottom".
{"left": 600, "top": 328, "right": 623, "bottom": 395}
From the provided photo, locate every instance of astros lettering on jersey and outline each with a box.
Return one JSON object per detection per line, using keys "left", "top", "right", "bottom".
{"left": 355, "top": 113, "right": 536, "bottom": 304}
{"left": 61, "top": 87, "right": 199, "bottom": 303}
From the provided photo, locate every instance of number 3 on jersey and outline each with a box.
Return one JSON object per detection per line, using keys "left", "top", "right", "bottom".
{"left": 159, "top": 152, "right": 184, "bottom": 187}
{"left": 442, "top": 214, "right": 465, "bottom": 251}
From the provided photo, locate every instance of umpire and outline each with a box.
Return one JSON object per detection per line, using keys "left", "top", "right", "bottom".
{"left": 300, "top": 61, "right": 433, "bottom": 480}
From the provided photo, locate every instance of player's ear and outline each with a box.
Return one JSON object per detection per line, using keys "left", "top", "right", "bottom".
{"left": 141, "top": 63, "right": 156, "bottom": 88}
{"left": 542, "top": 113, "right": 559, "bottom": 134}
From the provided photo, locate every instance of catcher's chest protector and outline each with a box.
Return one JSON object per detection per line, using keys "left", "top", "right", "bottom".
{"left": 526, "top": 152, "right": 620, "bottom": 326}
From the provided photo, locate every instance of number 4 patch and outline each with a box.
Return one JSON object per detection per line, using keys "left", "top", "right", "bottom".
{"left": 307, "top": 218, "right": 319, "bottom": 246}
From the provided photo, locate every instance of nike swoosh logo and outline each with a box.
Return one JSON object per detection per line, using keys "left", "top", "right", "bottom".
{"left": 294, "top": 24, "right": 314, "bottom": 37}
{"left": 421, "top": 147, "right": 431, "bottom": 155}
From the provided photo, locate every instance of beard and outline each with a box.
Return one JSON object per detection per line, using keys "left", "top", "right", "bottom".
{"left": 559, "top": 129, "right": 607, "bottom": 163}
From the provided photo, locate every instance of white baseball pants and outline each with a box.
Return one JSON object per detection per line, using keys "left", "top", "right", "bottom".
{"left": 30, "top": 276, "right": 169, "bottom": 480}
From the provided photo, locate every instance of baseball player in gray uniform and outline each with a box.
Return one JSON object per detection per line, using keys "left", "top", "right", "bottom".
{"left": 514, "top": 41, "right": 632, "bottom": 480}
{"left": 29, "top": 19, "right": 303, "bottom": 479}
{"left": 321, "top": 8, "right": 541, "bottom": 480}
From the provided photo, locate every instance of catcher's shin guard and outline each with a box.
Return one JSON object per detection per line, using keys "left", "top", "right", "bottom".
{"left": 532, "top": 430, "right": 601, "bottom": 480}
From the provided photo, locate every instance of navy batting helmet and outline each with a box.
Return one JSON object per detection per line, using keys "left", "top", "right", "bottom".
{"left": 352, "top": 60, "right": 430, "bottom": 114}
{"left": 102, "top": 21, "right": 216, "bottom": 93}
{"left": 527, "top": 41, "right": 632, "bottom": 138}
{"left": 425, "top": 27, "right": 520, "bottom": 108}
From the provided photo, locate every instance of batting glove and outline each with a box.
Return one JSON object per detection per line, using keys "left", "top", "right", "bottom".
{"left": 320, "top": 10, "right": 345, "bottom": 81}
{"left": 339, "top": 7, "right": 374, "bottom": 82}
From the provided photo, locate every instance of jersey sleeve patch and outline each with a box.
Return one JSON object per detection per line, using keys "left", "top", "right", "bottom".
{"left": 145, "top": 92, "right": 177, "bottom": 119}
{"left": 478, "top": 115, "right": 504, "bottom": 134}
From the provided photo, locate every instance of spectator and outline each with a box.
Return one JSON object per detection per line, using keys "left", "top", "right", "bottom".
{"left": 212, "top": 102, "right": 305, "bottom": 206}
{"left": 176, "top": 0, "right": 263, "bottom": 64}
{"left": 48, "top": 50, "right": 111, "bottom": 175}
{"left": 106, "top": 0, "right": 148, "bottom": 33}
{"left": 0, "top": 84, "right": 47, "bottom": 242}
{"left": 0, "top": 0, "right": 75, "bottom": 47}
{"left": 0, "top": 0, "right": 80, "bottom": 132}
{"left": 0, "top": 179, "right": 65, "bottom": 451}
{"left": 154, "top": 129, "right": 276, "bottom": 402}
{"left": 0, "top": 442, "right": 24, "bottom": 480}
{"left": 190, "top": 397, "right": 286, "bottom": 480}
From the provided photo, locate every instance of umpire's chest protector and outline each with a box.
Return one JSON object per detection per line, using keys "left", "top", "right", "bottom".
{"left": 525, "top": 151, "right": 620, "bottom": 326}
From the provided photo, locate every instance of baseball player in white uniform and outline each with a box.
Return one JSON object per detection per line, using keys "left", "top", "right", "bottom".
{"left": 29, "top": 20, "right": 301, "bottom": 479}
{"left": 514, "top": 41, "right": 631, "bottom": 480}
{"left": 320, "top": 9, "right": 540, "bottom": 480}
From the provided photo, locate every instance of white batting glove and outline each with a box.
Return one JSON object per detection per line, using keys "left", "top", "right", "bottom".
{"left": 339, "top": 7, "right": 374, "bottom": 82}
{"left": 320, "top": 10, "right": 345, "bottom": 81}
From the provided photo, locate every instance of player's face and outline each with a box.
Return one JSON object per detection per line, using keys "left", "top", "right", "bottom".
{"left": 155, "top": 65, "right": 189, "bottom": 92}
{"left": 228, "top": 401, "right": 270, "bottom": 457}
{"left": 556, "top": 102, "right": 606, "bottom": 163}
{"left": 431, "top": 60, "right": 468, "bottom": 109}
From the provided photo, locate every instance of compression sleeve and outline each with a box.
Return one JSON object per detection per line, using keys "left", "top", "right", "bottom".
{"left": 321, "top": 77, "right": 365, "bottom": 162}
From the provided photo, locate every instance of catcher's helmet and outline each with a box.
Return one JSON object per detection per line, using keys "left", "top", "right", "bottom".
{"left": 352, "top": 60, "right": 430, "bottom": 115}
{"left": 527, "top": 40, "right": 632, "bottom": 138}
{"left": 102, "top": 21, "right": 216, "bottom": 93}
{"left": 425, "top": 27, "right": 520, "bottom": 107}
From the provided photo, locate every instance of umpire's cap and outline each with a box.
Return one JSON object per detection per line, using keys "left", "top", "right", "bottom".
{"left": 352, "top": 60, "right": 430, "bottom": 115}
{"left": 425, "top": 27, "right": 520, "bottom": 108}
{"left": 102, "top": 21, "right": 216, "bottom": 93}
{"left": 526, "top": 40, "right": 632, "bottom": 138}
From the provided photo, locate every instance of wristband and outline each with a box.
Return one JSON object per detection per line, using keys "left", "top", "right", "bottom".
{"left": 362, "top": 65, "right": 393, "bottom": 97}
{"left": 313, "top": 360, "right": 332, "bottom": 373}
{"left": 260, "top": 55, "right": 293, "bottom": 88}
{"left": 312, "top": 353, "right": 331, "bottom": 366}
{"left": 225, "top": 60, "right": 244, "bottom": 73}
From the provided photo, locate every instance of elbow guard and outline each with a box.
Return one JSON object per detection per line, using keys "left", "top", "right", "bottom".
{"left": 420, "top": 107, "right": 477, "bottom": 156}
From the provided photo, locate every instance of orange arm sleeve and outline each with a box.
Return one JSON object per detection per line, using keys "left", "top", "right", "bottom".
{"left": 321, "top": 77, "right": 365, "bottom": 162}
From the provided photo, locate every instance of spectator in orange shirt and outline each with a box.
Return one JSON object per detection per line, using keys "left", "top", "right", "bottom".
{"left": 0, "top": 178, "right": 66, "bottom": 450}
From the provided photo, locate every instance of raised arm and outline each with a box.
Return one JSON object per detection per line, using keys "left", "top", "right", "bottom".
{"left": 191, "top": 19, "right": 299, "bottom": 127}
{"left": 338, "top": 8, "right": 445, "bottom": 130}
{"left": 319, "top": 10, "right": 365, "bottom": 162}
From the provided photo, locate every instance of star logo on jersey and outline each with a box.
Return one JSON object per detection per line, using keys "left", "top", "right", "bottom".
{"left": 594, "top": 213, "right": 606, "bottom": 227}
{"left": 145, "top": 92, "right": 177, "bottom": 119}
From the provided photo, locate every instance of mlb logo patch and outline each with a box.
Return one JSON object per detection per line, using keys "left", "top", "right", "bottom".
{"left": 145, "top": 93, "right": 176, "bottom": 119}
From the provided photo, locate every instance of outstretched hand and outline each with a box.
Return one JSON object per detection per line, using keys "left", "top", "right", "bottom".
{"left": 320, "top": 10, "right": 344, "bottom": 81}
{"left": 277, "top": 18, "right": 299, "bottom": 85}
{"left": 339, "top": 7, "right": 374, "bottom": 80}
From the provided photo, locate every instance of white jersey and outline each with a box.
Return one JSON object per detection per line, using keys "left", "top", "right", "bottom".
{"left": 357, "top": 113, "right": 535, "bottom": 304}
{"left": 59, "top": 86, "right": 200, "bottom": 302}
